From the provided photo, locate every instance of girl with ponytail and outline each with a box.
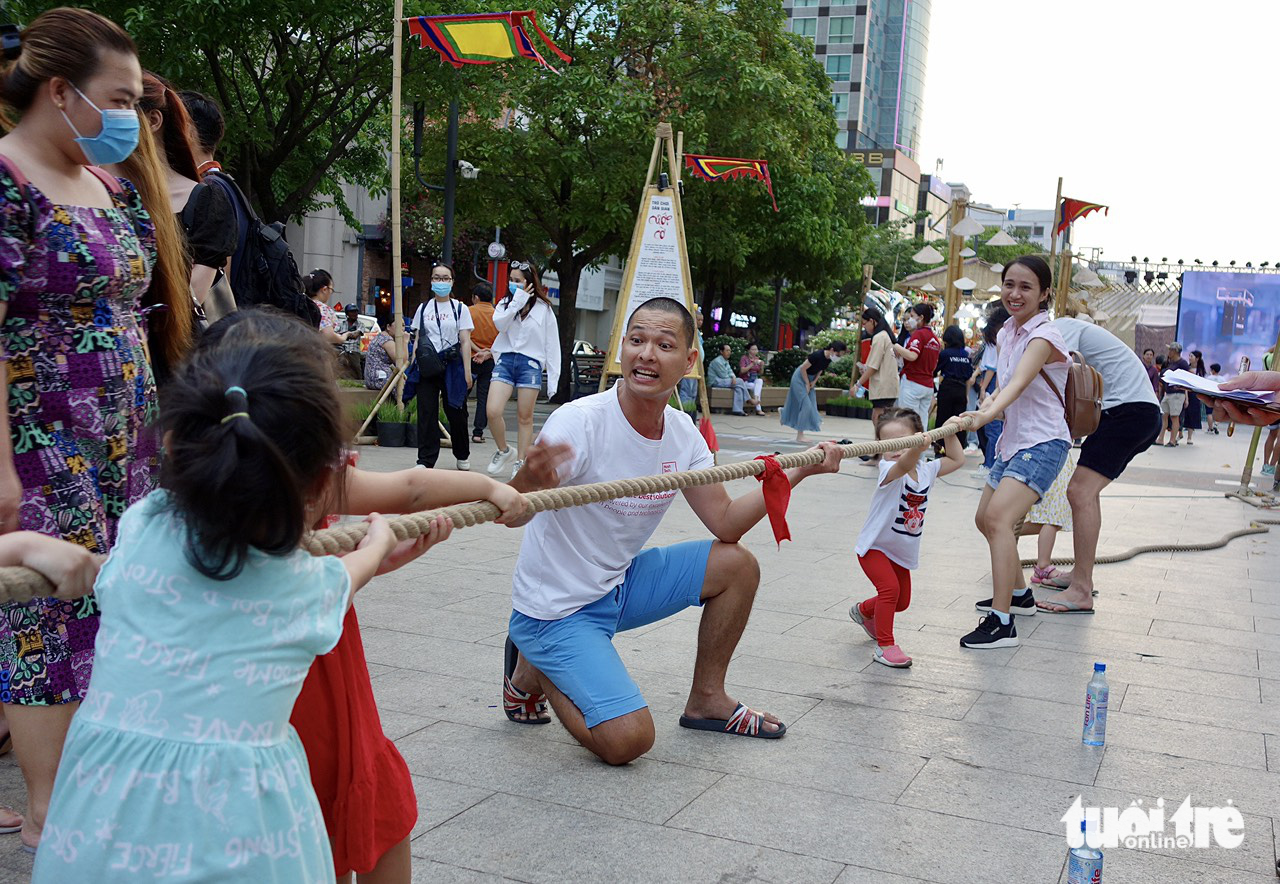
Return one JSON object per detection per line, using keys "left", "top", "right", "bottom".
{"left": 32, "top": 310, "right": 452, "bottom": 882}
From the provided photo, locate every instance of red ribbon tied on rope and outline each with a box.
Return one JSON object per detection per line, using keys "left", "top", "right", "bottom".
{"left": 753, "top": 455, "right": 791, "bottom": 546}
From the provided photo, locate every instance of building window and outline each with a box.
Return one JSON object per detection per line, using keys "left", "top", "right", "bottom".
{"left": 828, "top": 17, "right": 856, "bottom": 43}
{"left": 835, "top": 130, "right": 849, "bottom": 149}
{"left": 831, "top": 93, "right": 849, "bottom": 119}
{"left": 791, "top": 17, "right": 816, "bottom": 39}
{"left": 1033, "top": 225, "right": 1044, "bottom": 237}
{"left": 792, "top": 0, "right": 819, "bottom": 6}
{"left": 826, "top": 55, "right": 852, "bottom": 82}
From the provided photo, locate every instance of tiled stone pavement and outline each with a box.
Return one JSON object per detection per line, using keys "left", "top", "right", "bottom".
{"left": 0, "top": 405, "right": 1276, "bottom": 882}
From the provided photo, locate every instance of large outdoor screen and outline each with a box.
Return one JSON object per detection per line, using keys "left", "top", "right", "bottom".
{"left": 1177, "top": 270, "right": 1280, "bottom": 372}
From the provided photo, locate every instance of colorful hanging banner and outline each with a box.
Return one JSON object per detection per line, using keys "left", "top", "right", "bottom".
{"left": 1056, "top": 197, "right": 1108, "bottom": 235}
{"left": 408, "top": 11, "right": 572, "bottom": 73}
{"left": 684, "top": 154, "right": 779, "bottom": 212}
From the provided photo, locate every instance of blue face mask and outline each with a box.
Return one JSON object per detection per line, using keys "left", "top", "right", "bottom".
{"left": 431, "top": 281, "right": 452, "bottom": 297}
{"left": 60, "top": 84, "right": 139, "bottom": 166}
{"left": 508, "top": 281, "right": 520, "bottom": 296}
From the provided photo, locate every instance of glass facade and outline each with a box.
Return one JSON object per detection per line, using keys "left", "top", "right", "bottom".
{"left": 869, "top": 0, "right": 930, "bottom": 158}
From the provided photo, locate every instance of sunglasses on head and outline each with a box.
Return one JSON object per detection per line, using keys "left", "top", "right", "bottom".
{"left": 510, "top": 261, "right": 533, "bottom": 271}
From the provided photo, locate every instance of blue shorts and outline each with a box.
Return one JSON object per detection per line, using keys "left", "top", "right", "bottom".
{"left": 493, "top": 352, "right": 543, "bottom": 389}
{"left": 988, "top": 438, "right": 1070, "bottom": 499}
{"left": 508, "top": 539, "right": 713, "bottom": 728}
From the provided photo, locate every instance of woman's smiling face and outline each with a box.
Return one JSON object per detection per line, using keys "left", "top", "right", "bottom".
{"left": 1001, "top": 263, "right": 1046, "bottom": 324}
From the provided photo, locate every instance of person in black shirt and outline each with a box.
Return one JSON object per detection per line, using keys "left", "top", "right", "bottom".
{"left": 934, "top": 325, "right": 972, "bottom": 452}
{"left": 780, "top": 341, "right": 848, "bottom": 442}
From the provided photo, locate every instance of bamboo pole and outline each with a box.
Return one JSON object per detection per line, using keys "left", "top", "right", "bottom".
{"left": 1048, "top": 176, "right": 1063, "bottom": 265}
{"left": 1056, "top": 248, "right": 1072, "bottom": 315}
{"left": 390, "top": 0, "right": 406, "bottom": 403}
{"left": 943, "top": 197, "right": 966, "bottom": 324}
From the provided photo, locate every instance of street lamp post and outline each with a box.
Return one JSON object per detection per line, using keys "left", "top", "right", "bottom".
{"left": 413, "top": 98, "right": 461, "bottom": 266}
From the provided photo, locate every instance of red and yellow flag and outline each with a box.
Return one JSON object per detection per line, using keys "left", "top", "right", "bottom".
{"left": 684, "top": 154, "right": 778, "bottom": 212}
{"left": 1056, "top": 197, "right": 1108, "bottom": 235}
{"left": 408, "top": 11, "right": 571, "bottom": 73}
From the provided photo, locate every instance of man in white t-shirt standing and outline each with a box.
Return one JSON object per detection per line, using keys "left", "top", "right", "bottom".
{"left": 503, "top": 297, "right": 840, "bottom": 764}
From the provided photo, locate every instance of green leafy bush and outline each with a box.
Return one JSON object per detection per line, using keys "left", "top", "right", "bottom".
{"left": 816, "top": 372, "right": 851, "bottom": 389}
{"left": 702, "top": 334, "right": 747, "bottom": 370}
{"left": 829, "top": 354, "right": 855, "bottom": 376}
{"left": 765, "top": 348, "right": 807, "bottom": 385}
{"left": 808, "top": 328, "right": 859, "bottom": 353}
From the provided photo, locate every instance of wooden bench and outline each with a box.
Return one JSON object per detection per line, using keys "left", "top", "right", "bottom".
{"left": 706, "top": 385, "right": 842, "bottom": 413}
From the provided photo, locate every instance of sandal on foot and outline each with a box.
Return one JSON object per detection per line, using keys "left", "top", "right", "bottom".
{"left": 679, "top": 703, "right": 786, "bottom": 739}
{"left": 503, "top": 636, "right": 550, "bottom": 725}
{"left": 1031, "top": 566, "right": 1071, "bottom": 589}
{"left": 1036, "top": 598, "right": 1094, "bottom": 615}
{"left": 0, "top": 805, "right": 21, "bottom": 835}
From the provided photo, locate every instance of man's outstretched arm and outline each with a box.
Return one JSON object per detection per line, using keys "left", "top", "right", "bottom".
{"left": 682, "top": 442, "right": 842, "bottom": 543}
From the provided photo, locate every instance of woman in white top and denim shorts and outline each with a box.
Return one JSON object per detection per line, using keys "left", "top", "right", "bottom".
{"left": 947, "top": 256, "right": 1071, "bottom": 651}
{"left": 486, "top": 261, "right": 561, "bottom": 478}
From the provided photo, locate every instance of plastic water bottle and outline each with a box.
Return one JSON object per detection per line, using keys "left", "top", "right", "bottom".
{"left": 1067, "top": 821, "right": 1103, "bottom": 883}
{"left": 1082, "top": 662, "right": 1109, "bottom": 746}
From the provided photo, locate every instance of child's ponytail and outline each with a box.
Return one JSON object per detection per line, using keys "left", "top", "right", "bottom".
{"left": 161, "top": 310, "right": 345, "bottom": 579}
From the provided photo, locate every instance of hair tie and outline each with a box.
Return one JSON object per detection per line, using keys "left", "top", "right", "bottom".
{"left": 223, "top": 385, "right": 249, "bottom": 424}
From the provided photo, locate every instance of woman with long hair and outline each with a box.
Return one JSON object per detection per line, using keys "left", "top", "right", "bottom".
{"left": 1181, "top": 348, "right": 1206, "bottom": 444}
{"left": 107, "top": 114, "right": 195, "bottom": 380}
{"left": 856, "top": 306, "right": 899, "bottom": 424}
{"left": 486, "top": 260, "right": 560, "bottom": 478}
{"left": 138, "top": 72, "right": 235, "bottom": 321}
{"left": 0, "top": 7, "right": 159, "bottom": 849}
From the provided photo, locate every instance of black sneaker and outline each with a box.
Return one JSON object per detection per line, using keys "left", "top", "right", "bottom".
{"left": 960, "top": 612, "right": 1020, "bottom": 649}
{"left": 975, "top": 591, "right": 1036, "bottom": 616}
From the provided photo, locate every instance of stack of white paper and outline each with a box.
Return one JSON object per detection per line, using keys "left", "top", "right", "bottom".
{"left": 1161, "top": 369, "right": 1275, "bottom": 405}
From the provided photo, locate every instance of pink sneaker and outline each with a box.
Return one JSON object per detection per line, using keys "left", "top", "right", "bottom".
{"left": 873, "top": 645, "right": 912, "bottom": 668}
{"left": 848, "top": 604, "right": 876, "bottom": 642}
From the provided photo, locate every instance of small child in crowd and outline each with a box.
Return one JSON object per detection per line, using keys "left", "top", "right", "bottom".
{"left": 31, "top": 316, "right": 451, "bottom": 882}
{"left": 849, "top": 408, "right": 965, "bottom": 667}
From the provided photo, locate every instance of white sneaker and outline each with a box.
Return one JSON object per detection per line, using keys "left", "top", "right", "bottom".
{"left": 971, "top": 465, "right": 990, "bottom": 479}
{"left": 963, "top": 443, "right": 979, "bottom": 454}
{"left": 456, "top": 459, "right": 470, "bottom": 471}
{"left": 511, "top": 459, "right": 525, "bottom": 479}
{"left": 487, "top": 448, "right": 516, "bottom": 476}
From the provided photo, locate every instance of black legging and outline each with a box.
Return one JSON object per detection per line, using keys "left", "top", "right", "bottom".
{"left": 935, "top": 377, "right": 969, "bottom": 450}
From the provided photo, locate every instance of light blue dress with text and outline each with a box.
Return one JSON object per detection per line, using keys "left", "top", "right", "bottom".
{"left": 32, "top": 490, "right": 351, "bottom": 883}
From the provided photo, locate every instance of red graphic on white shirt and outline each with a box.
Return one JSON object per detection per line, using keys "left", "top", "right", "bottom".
{"left": 662, "top": 462, "right": 677, "bottom": 473}
{"left": 893, "top": 487, "right": 928, "bottom": 537}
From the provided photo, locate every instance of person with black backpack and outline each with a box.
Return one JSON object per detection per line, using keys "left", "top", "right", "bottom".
{"left": 179, "top": 89, "right": 316, "bottom": 327}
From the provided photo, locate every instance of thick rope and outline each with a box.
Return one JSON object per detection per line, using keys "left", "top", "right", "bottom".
{"left": 301, "top": 417, "right": 978, "bottom": 556}
{"left": 1022, "top": 519, "right": 1280, "bottom": 567}
{"left": 0, "top": 416, "right": 1273, "bottom": 597}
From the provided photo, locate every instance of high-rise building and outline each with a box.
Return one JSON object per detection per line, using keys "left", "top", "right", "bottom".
{"left": 785, "top": 0, "right": 931, "bottom": 158}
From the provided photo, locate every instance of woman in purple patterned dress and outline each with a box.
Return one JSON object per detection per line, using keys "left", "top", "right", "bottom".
{"left": 0, "top": 8, "right": 157, "bottom": 850}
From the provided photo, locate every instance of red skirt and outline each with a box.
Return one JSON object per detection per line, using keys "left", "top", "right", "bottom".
{"left": 291, "top": 606, "right": 418, "bottom": 875}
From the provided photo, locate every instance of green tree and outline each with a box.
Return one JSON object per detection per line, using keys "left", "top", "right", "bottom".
{"left": 455, "top": 0, "right": 873, "bottom": 397}
{"left": 12, "top": 0, "right": 489, "bottom": 222}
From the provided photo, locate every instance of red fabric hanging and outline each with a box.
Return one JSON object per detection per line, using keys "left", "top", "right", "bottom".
{"left": 753, "top": 455, "right": 791, "bottom": 546}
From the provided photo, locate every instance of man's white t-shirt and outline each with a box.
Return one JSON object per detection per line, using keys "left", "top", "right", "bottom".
{"left": 854, "top": 458, "right": 942, "bottom": 570}
{"left": 511, "top": 384, "right": 715, "bottom": 620}
{"left": 411, "top": 297, "right": 473, "bottom": 352}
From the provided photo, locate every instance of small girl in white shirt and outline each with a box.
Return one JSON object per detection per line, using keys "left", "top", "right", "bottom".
{"left": 849, "top": 408, "right": 966, "bottom": 667}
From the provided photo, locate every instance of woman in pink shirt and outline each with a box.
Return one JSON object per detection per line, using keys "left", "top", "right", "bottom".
{"left": 947, "top": 256, "right": 1071, "bottom": 650}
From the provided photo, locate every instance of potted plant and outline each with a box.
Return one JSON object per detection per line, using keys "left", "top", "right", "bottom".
{"left": 824, "top": 394, "right": 850, "bottom": 417}
{"left": 376, "top": 401, "right": 407, "bottom": 447}
{"left": 848, "top": 396, "right": 874, "bottom": 419}
{"left": 351, "top": 400, "right": 378, "bottom": 441}
{"left": 404, "top": 398, "right": 420, "bottom": 448}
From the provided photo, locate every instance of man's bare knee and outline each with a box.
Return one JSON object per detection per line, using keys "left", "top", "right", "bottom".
{"left": 590, "top": 711, "right": 655, "bottom": 765}
{"left": 711, "top": 542, "right": 759, "bottom": 590}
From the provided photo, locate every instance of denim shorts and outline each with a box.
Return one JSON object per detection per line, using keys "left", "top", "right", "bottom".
{"left": 493, "top": 352, "right": 543, "bottom": 389}
{"left": 508, "top": 540, "right": 712, "bottom": 728}
{"left": 988, "top": 438, "right": 1071, "bottom": 498}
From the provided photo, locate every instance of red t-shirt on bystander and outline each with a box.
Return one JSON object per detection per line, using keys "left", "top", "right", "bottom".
{"left": 902, "top": 328, "right": 941, "bottom": 386}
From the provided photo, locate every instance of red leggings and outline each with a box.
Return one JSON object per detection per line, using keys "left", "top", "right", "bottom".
{"left": 857, "top": 549, "right": 912, "bottom": 647}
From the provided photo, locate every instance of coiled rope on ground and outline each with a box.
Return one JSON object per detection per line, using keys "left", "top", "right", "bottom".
{"left": 1025, "top": 519, "right": 1280, "bottom": 567}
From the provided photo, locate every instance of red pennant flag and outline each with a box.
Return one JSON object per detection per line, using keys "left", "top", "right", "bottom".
{"left": 1055, "top": 197, "right": 1108, "bottom": 235}
{"left": 698, "top": 416, "right": 718, "bottom": 453}
{"left": 753, "top": 455, "right": 792, "bottom": 546}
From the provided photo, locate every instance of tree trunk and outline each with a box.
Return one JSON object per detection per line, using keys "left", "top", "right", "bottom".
{"left": 551, "top": 251, "right": 580, "bottom": 403}
{"left": 719, "top": 280, "right": 738, "bottom": 333}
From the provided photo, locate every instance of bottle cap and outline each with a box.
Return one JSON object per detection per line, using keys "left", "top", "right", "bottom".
{"left": 1094, "top": 662, "right": 1105, "bottom": 671}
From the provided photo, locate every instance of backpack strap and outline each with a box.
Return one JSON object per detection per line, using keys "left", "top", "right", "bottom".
{"left": 1038, "top": 367, "right": 1066, "bottom": 409}
{"left": 0, "top": 153, "right": 30, "bottom": 196}
{"left": 84, "top": 165, "right": 123, "bottom": 196}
